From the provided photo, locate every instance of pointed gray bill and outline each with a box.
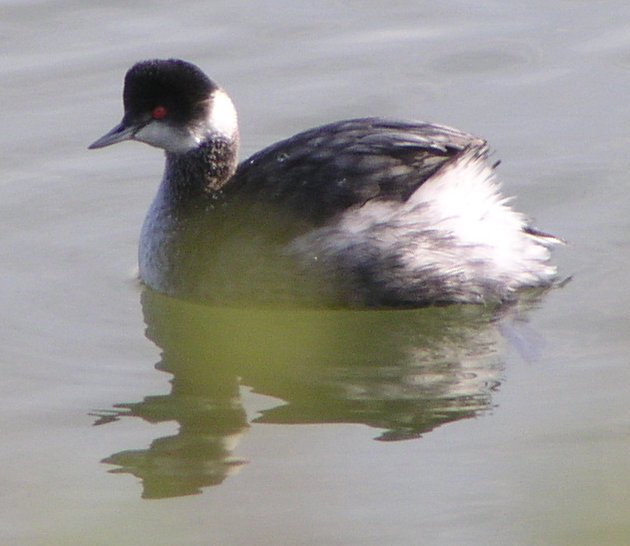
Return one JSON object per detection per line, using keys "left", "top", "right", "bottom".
{"left": 88, "top": 120, "right": 137, "bottom": 149}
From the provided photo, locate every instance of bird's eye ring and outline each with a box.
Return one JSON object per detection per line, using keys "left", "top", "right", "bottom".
{"left": 151, "top": 106, "right": 168, "bottom": 120}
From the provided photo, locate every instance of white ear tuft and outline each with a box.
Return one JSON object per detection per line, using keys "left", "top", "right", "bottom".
{"left": 208, "top": 89, "right": 238, "bottom": 139}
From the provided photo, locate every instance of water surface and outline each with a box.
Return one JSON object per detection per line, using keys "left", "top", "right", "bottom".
{"left": 2, "top": 1, "right": 630, "bottom": 545}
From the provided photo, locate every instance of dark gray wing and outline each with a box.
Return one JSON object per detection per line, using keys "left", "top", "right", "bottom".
{"left": 228, "top": 117, "right": 487, "bottom": 225}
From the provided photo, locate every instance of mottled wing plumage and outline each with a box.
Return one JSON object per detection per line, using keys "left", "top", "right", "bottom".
{"left": 229, "top": 118, "right": 486, "bottom": 224}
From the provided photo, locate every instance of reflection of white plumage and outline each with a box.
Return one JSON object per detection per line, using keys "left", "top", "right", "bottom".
{"left": 90, "top": 58, "right": 561, "bottom": 307}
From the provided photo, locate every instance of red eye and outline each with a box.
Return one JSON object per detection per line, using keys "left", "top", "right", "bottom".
{"left": 151, "top": 106, "right": 168, "bottom": 120}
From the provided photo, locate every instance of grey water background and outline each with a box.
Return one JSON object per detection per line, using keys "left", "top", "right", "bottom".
{"left": 2, "top": 1, "right": 630, "bottom": 545}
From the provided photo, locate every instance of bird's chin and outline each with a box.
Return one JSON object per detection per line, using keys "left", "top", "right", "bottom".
{"left": 132, "top": 122, "right": 201, "bottom": 153}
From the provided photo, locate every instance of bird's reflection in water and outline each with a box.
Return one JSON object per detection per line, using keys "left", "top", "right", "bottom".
{"left": 95, "top": 288, "right": 548, "bottom": 499}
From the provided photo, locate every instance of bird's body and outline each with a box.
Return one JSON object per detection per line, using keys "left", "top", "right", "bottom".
{"left": 90, "top": 59, "right": 561, "bottom": 307}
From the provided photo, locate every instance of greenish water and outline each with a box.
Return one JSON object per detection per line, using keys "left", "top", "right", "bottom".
{"left": 2, "top": 1, "right": 630, "bottom": 545}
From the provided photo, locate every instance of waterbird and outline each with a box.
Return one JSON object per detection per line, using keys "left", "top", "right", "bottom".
{"left": 89, "top": 58, "right": 561, "bottom": 307}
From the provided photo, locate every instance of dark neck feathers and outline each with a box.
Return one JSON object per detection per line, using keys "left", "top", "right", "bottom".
{"left": 163, "top": 135, "right": 239, "bottom": 205}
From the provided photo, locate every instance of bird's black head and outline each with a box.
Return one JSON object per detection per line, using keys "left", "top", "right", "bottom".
{"left": 90, "top": 59, "right": 238, "bottom": 154}
{"left": 122, "top": 59, "right": 218, "bottom": 126}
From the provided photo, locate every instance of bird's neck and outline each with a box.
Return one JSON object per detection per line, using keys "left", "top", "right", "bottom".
{"left": 162, "top": 135, "right": 239, "bottom": 206}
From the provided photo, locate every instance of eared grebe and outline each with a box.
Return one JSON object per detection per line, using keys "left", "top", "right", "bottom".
{"left": 90, "top": 58, "right": 561, "bottom": 307}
